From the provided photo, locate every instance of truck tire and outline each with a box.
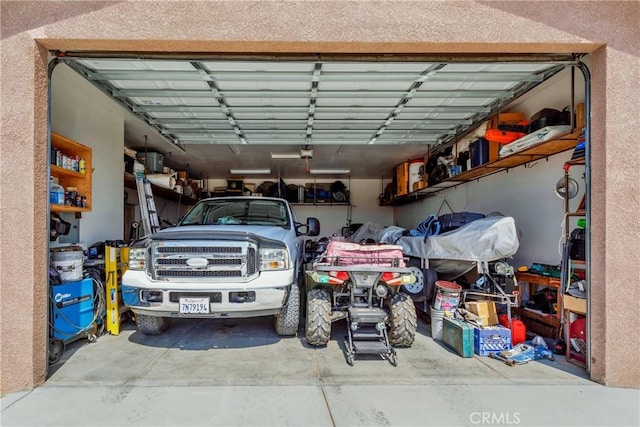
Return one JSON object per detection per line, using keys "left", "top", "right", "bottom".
{"left": 388, "top": 292, "right": 417, "bottom": 347}
{"left": 136, "top": 313, "right": 170, "bottom": 335}
{"left": 305, "top": 288, "right": 332, "bottom": 346}
{"left": 275, "top": 283, "right": 300, "bottom": 336}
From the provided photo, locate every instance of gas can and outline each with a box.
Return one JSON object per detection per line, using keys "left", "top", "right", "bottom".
{"left": 499, "top": 314, "right": 526, "bottom": 345}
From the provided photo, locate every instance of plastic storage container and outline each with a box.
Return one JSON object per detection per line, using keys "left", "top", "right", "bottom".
{"left": 470, "top": 138, "right": 489, "bottom": 168}
{"left": 474, "top": 325, "right": 512, "bottom": 356}
{"left": 51, "top": 246, "right": 84, "bottom": 282}
{"left": 136, "top": 152, "right": 165, "bottom": 174}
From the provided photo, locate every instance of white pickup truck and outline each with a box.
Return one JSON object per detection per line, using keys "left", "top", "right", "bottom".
{"left": 122, "top": 196, "right": 320, "bottom": 336}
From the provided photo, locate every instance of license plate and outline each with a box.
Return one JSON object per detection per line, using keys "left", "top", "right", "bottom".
{"left": 179, "top": 297, "right": 210, "bottom": 314}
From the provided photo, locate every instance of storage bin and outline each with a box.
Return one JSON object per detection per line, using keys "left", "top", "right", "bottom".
{"left": 226, "top": 179, "right": 244, "bottom": 191}
{"left": 474, "top": 325, "right": 512, "bottom": 356}
{"left": 470, "top": 138, "right": 489, "bottom": 168}
{"left": 136, "top": 152, "right": 164, "bottom": 174}
{"left": 443, "top": 317, "right": 474, "bottom": 357}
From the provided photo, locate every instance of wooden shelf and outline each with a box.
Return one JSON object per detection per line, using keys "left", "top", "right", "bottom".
{"left": 381, "top": 131, "right": 581, "bottom": 206}
{"left": 51, "top": 205, "right": 91, "bottom": 213}
{"left": 124, "top": 172, "right": 199, "bottom": 205}
{"left": 515, "top": 271, "right": 563, "bottom": 339}
{"left": 50, "top": 132, "right": 92, "bottom": 212}
{"left": 51, "top": 165, "right": 86, "bottom": 179}
{"left": 566, "top": 156, "right": 585, "bottom": 166}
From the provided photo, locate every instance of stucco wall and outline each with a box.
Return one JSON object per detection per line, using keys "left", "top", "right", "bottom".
{"left": 1, "top": 0, "right": 638, "bottom": 394}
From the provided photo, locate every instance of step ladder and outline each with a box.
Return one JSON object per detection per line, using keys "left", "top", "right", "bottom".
{"left": 135, "top": 174, "right": 160, "bottom": 236}
{"left": 344, "top": 307, "right": 397, "bottom": 366}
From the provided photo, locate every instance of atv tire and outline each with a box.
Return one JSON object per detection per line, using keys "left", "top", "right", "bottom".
{"left": 275, "top": 283, "right": 300, "bottom": 336}
{"left": 388, "top": 292, "right": 417, "bottom": 347}
{"left": 136, "top": 313, "right": 170, "bottom": 335}
{"left": 305, "top": 288, "right": 332, "bottom": 346}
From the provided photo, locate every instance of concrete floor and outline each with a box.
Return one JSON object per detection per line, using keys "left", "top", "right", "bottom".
{"left": 2, "top": 316, "right": 639, "bottom": 427}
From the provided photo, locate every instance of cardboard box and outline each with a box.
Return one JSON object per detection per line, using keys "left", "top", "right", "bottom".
{"left": 413, "top": 181, "right": 426, "bottom": 191}
{"left": 564, "top": 294, "right": 587, "bottom": 315}
{"left": 395, "top": 162, "right": 409, "bottom": 196}
{"left": 464, "top": 300, "right": 498, "bottom": 326}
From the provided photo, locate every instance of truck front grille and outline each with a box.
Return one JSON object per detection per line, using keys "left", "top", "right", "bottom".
{"left": 151, "top": 241, "right": 257, "bottom": 281}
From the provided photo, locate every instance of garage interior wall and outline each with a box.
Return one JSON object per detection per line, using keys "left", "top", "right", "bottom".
{"left": 50, "top": 65, "right": 125, "bottom": 244}
{"left": 1, "top": 0, "right": 638, "bottom": 395}
{"left": 395, "top": 67, "right": 586, "bottom": 269}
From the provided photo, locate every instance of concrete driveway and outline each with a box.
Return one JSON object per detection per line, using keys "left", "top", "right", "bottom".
{"left": 2, "top": 317, "right": 638, "bottom": 426}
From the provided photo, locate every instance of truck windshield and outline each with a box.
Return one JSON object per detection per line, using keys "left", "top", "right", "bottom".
{"left": 180, "top": 199, "right": 290, "bottom": 227}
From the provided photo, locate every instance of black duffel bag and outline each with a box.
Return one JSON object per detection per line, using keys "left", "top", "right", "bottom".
{"left": 436, "top": 200, "right": 485, "bottom": 233}
{"left": 569, "top": 228, "right": 586, "bottom": 260}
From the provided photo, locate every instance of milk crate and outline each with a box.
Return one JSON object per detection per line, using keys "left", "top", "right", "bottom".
{"left": 473, "top": 325, "right": 512, "bottom": 356}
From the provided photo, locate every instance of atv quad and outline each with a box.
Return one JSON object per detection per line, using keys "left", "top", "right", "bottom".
{"left": 304, "top": 240, "right": 418, "bottom": 365}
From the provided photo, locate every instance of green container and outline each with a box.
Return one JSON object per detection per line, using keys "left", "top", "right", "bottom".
{"left": 442, "top": 316, "right": 474, "bottom": 358}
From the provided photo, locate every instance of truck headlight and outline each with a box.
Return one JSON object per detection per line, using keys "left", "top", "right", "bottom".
{"left": 259, "top": 248, "right": 290, "bottom": 271}
{"left": 128, "top": 247, "right": 147, "bottom": 270}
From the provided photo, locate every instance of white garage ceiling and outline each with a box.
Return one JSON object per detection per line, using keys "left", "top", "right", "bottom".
{"left": 59, "top": 56, "right": 568, "bottom": 179}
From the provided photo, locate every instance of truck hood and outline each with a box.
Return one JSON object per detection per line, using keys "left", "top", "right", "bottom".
{"left": 155, "top": 225, "right": 291, "bottom": 244}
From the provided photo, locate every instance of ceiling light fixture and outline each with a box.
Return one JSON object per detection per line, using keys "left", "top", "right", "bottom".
{"left": 309, "top": 169, "right": 350, "bottom": 175}
{"left": 299, "top": 145, "right": 313, "bottom": 159}
{"left": 229, "top": 169, "right": 271, "bottom": 174}
{"left": 270, "top": 153, "right": 300, "bottom": 159}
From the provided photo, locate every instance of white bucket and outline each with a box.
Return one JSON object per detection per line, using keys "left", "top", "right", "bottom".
{"left": 430, "top": 307, "right": 446, "bottom": 340}
{"left": 408, "top": 159, "right": 424, "bottom": 191}
{"left": 51, "top": 246, "right": 84, "bottom": 282}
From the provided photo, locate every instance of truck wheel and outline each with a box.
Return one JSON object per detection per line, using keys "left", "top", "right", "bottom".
{"left": 136, "top": 313, "right": 170, "bottom": 335}
{"left": 275, "top": 283, "right": 300, "bottom": 336}
{"left": 305, "top": 288, "right": 332, "bottom": 346}
{"left": 388, "top": 292, "right": 417, "bottom": 347}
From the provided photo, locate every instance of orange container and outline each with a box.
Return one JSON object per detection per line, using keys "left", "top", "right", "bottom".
{"left": 499, "top": 314, "right": 527, "bottom": 345}
{"left": 485, "top": 129, "right": 526, "bottom": 144}
{"left": 487, "top": 112, "right": 526, "bottom": 129}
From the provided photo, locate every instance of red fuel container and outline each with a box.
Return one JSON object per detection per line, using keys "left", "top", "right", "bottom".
{"left": 499, "top": 314, "right": 527, "bottom": 345}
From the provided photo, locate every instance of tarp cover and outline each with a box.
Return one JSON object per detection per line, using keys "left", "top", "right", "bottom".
{"left": 348, "top": 216, "right": 519, "bottom": 262}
